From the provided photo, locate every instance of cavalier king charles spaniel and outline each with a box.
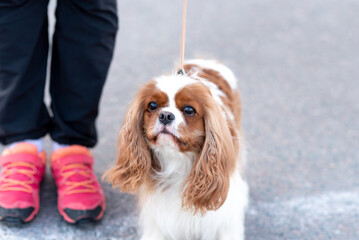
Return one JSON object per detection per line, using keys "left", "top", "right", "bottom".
{"left": 105, "top": 59, "right": 248, "bottom": 240}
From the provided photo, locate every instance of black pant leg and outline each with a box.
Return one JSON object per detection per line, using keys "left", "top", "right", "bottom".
{"left": 49, "top": 0, "right": 118, "bottom": 148}
{"left": 0, "top": 0, "right": 51, "bottom": 145}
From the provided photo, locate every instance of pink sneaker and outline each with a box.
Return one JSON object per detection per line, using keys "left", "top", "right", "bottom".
{"left": 51, "top": 145, "right": 105, "bottom": 223}
{"left": 0, "top": 143, "right": 46, "bottom": 223}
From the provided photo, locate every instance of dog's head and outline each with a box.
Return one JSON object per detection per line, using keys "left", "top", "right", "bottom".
{"left": 105, "top": 73, "right": 236, "bottom": 213}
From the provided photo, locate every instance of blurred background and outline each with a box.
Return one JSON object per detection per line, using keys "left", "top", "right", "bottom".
{"left": 1, "top": 0, "right": 358, "bottom": 239}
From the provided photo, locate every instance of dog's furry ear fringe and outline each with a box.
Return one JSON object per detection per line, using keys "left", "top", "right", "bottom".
{"left": 103, "top": 94, "right": 151, "bottom": 193}
{"left": 182, "top": 96, "right": 235, "bottom": 214}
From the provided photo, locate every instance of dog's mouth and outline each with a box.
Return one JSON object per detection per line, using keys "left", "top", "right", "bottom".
{"left": 153, "top": 129, "right": 187, "bottom": 147}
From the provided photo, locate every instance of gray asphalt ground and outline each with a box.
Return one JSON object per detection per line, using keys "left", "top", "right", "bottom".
{"left": 1, "top": 0, "right": 358, "bottom": 239}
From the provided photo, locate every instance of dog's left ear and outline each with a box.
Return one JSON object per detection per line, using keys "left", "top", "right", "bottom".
{"left": 182, "top": 96, "right": 235, "bottom": 214}
{"left": 103, "top": 88, "right": 152, "bottom": 193}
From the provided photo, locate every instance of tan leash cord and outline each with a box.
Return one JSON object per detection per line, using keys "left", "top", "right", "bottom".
{"left": 178, "top": 0, "right": 188, "bottom": 74}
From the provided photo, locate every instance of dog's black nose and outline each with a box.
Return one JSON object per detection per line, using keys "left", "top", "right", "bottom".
{"left": 159, "top": 111, "right": 175, "bottom": 125}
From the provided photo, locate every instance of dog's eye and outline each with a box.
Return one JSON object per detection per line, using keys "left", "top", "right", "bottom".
{"left": 148, "top": 102, "right": 158, "bottom": 111}
{"left": 183, "top": 106, "right": 196, "bottom": 116}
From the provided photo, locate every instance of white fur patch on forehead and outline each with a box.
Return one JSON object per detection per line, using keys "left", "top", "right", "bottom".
{"left": 155, "top": 75, "right": 194, "bottom": 127}
{"left": 155, "top": 75, "right": 197, "bottom": 96}
{"left": 184, "top": 59, "right": 238, "bottom": 89}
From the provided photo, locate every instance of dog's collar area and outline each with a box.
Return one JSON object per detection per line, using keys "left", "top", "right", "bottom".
{"left": 177, "top": 69, "right": 185, "bottom": 75}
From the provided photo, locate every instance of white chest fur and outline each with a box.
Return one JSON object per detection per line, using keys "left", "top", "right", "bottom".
{"left": 139, "top": 146, "right": 249, "bottom": 240}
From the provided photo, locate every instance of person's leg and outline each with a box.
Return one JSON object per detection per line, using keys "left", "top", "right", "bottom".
{"left": 49, "top": 0, "right": 118, "bottom": 223}
{"left": 0, "top": 0, "right": 49, "bottom": 223}
{"left": 50, "top": 0, "right": 118, "bottom": 148}
{"left": 0, "top": 0, "right": 51, "bottom": 145}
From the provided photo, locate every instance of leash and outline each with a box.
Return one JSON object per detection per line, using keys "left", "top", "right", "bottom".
{"left": 177, "top": 0, "right": 188, "bottom": 75}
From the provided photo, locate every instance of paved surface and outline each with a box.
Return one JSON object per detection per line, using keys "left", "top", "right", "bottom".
{"left": 1, "top": 0, "right": 358, "bottom": 239}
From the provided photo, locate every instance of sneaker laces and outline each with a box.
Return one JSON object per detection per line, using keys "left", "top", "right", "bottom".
{"left": 0, "top": 162, "right": 38, "bottom": 193}
{"left": 60, "top": 163, "right": 98, "bottom": 195}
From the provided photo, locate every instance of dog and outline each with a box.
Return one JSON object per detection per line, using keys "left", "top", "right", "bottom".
{"left": 105, "top": 59, "right": 248, "bottom": 240}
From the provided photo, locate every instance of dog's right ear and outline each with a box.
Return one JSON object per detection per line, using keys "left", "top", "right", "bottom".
{"left": 103, "top": 89, "right": 151, "bottom": 193}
